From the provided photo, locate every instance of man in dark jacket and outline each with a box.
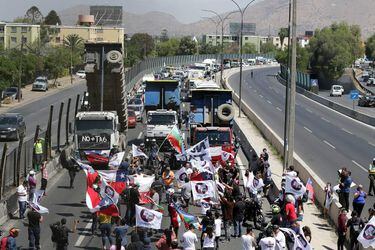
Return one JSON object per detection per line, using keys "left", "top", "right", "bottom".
{"left": 347, "top": 211, "right": 365, "bottom": 250}
{"left": 232, "top": 195, "right": 246, "bottom": 237}
{"left": 127, "top": 231, "right": 144, "bottom": 250}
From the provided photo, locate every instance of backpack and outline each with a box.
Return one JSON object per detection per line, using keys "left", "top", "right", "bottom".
{"left": 50, "top": 223, "right": 63, "bottom": 243}
{"left": 350, "top": 219, "right": 363, "bottom": 238}
{"left": 0, "top": 236, "right": 8, "bottom": 250}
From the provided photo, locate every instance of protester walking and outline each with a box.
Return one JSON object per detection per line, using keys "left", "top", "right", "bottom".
{"left": 241, "top": 226, "right": 256, "bottom": 250}
{"left": 156, "top": 228, "right": 176, "bottom": 250}
{"left": 180, "top": 177, "right": 192, "bottom": 211}
{"left": 181, "top": 224, "right": 198, "bottom": 250}
{"left": 98, "top": 213, "right": 113, "bottom": 249}
{"left": 219, "top": 193, "right": 234, "bottom": 241}
{"left": 17, "top": 180, "right": 28, "bottom": 219}
{"left": 28, "top": 170, "right": 37, "bottom": 202}
{"left": 337, "top": 208, "right": 347, "bottom": 250}
{"left": 27, "top": 206, "right": 43, "bottom": 249}
{"left": 112, "top": 217, "right": 129, "bottom": 248}
{"left": 368, "top": 158, "right": 375, "bottom": 196}
{"left": 232, "top": 195, "right": 246, "bottom": 238}
{"left": 162, "top": 167, "right": 175, "bottom": 202}
{"left": 53, "top": 218, "right": 78, "bottom": 250}
{"left": 347, "top": 211, "right": 364, "bottom": 250}
{"left": 33, "top": 137, "right": 44, "bottom": 172}
{"left": 214, "top": 212, "right": 222, "bottom": 249}
{"left": 273, "top": 225, "right": 286, "bottom": 250}
{"left": 168, "top": 196, "right": 180, "bottom": 237}
{"left": 1, "top": 227, "right": 19, "bottom": 250}
{"left": 67, "top": 160, "right": 80, "bottom": 189}
{"left": 40, "top": 161, "right": 48, "bottom": 195}
{"left": 352, "top": 184, "right": 367, "bottom": 217}
{"left": 259, "top": 227, "right": 276, "bottom": 250}
{"left": 202, "top": 226, "right": 215, "bottom": 250}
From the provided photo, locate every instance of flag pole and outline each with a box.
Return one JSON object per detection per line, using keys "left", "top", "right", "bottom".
{"left": 156, "top": 125, "right": 175, "bottom": 154}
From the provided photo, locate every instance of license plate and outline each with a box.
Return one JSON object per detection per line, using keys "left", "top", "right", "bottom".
{"left": 0, "top": 135, "right": 6, "bottom": 138}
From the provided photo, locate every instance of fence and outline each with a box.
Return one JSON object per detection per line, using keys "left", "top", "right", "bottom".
{"left": 280, "top": 64, "right": 311, "bottom": 90}
{"left": 124, "top": 53, "right": 275, "bottom": 92}
{"left": 0, "top": 93, "right": 82, "bottom": 199}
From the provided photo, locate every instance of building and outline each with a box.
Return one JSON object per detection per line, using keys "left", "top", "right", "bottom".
{"left": 202, "top": 34, "right": 268, "bottom": 53}
{"left": 0, "top": 22, "right": 41, "bottom": 50}
{"left": 229, "top": 22, "right": 256, "bottom": 36}
{"left": 47, "top": 25, "right": 125, "bottom": 47}
{"left": 90, "top": 6, "right": 123, "bottom": 26}
{"left": 268, "top": 36, "right": 289, "bottom": 50}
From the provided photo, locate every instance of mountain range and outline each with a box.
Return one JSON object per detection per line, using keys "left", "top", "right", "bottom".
{"left": 57, "top": 0, "right": 375, "bottom": 38}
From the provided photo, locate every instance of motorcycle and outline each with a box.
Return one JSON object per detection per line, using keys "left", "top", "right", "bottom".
{"left": 244, "top": 192, "right": 265, "bottom": 229}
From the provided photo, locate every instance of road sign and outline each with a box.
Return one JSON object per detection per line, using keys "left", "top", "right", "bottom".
{"left": 350, "top": 90, "right": 359, "bottom": 100}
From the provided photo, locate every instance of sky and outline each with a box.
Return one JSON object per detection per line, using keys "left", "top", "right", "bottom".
{"left": 0, "top": 0, "right": 262, "bottom": 23}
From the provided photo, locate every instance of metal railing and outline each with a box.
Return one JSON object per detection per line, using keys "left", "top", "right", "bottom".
{"left": 280, "top": 64, "right": 311, "bottom": 90}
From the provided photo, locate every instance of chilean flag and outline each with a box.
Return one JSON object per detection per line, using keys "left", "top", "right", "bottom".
{"left": 306, "top": 178, "right": 315, "bottom": 202}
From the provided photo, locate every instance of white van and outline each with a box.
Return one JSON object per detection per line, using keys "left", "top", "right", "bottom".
{"left": 329, "top": 85, "right": 344, "bottom": 97}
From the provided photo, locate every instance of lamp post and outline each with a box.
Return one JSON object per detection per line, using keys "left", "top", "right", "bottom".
{"left": 229, "top": 0, "right": 257, "bottom": 117}
{"left": 202, "top": 9, "right": 238, "bottom": 85}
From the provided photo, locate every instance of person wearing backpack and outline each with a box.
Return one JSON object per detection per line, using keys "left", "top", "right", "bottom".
{"left": 51, "top": 218, "right": 78, "bottom": 250}
{"left": 347, "top": 211, "right": 364, "bottom": 250}
{"left": 0, "top": 228, "right": 19, "bottom": 250}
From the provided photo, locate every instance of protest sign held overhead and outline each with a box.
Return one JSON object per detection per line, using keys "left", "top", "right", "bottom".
{"left": 135, "top": 205, "right": 163, "bottom": 230}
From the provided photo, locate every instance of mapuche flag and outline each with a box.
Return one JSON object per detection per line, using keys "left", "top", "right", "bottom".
{"left": 166, "top": 125, "right": 185, "bottom": 154}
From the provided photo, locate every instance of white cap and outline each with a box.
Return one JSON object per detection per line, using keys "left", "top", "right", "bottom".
{"left": 29, "top": 170, "right": 36, "bottom": 175}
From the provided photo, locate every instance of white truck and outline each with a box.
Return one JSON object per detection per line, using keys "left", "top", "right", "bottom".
{"left": 145, "top": 110, "right": 178, "bottom": 147}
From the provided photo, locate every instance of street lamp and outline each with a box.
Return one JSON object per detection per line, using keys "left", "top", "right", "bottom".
{"left": 229, "top": 0, "right": 257, "bottom": 117}
{"left": 202, "top": 9, "right": 238, "bottom": 84}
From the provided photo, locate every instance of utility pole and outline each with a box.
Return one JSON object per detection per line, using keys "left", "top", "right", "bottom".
{"left": 283, "top": 0, "right": 293, "bottom": 171}
{"left": 18, "top": 36, "right": 24, "bottom": 103}
{"left": 287, "top": 0, "right": 297, "bottom": 167}
{"left": 100, "top": 46, "right": 105, "bottom": 111}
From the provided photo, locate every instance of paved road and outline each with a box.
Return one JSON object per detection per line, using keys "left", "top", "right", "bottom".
{"left": 229, "top": 67, "right": 375, "bottom": 212}
{"left": 0, "top": 81, "right": 87, "bottom": 152}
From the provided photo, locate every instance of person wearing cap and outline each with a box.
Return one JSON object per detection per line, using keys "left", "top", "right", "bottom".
{"left": 241, "top": 226, "right": 256, "bottom": 250}
{"left": 33, "top": 137, "right": 44, "bottom": 172}
{"left": 28, "top": 170, "right": 37, "bottom": 202}
{"left": 27, "top": 205, "right": 43, "bottom": 250}
{"left": 0, "top": 227, "right": 19, "bottom": 250}
{"left": 368, "top": 158, "right": 375, "bottom": 196}
{"left": 273, "top": 225, "right": 286, "bottom": 250}
{"left": 17, "top": 180, "right": 28, "bottom": 219}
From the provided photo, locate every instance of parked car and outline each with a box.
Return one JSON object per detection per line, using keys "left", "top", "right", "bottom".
{"left": 2, "top": 87, "right": 22, "bottom": 100}
{"left": 128, "top": 109, "right": 137, "bottom": 128}
{"left": 32, "top": 76, "right": 49, "bottom": 91}
{"left": 0, "top": 113, "right": 26, "bottom": 141}
{"left": 329, "top": 85, "right": 344, "bottom": 97}
{"left": 76, "top": 70, "right": 86, "bottom": 79}
{"left": 367, "top": 78, "right": 375, "bottom": 87}
{"left": 358, "top": 95, "right": 375, "bottom": 107}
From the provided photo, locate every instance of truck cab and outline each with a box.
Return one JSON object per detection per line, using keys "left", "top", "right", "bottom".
{"left": 145, "top": 110, "right": 178, "bottom": 148}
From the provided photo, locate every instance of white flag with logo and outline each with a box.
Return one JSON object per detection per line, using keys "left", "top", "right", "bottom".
{"left": 245, "top": 172, "right": 264, "bottom": 194}
{"left": 29, "top": 189, "right": 49, "bottom": 214}
{"left": 285, "top": 175, "right": 306, "bottom": 198}
{"left": 185, "top": 138, "right": 211, "bottom": 161}
{"left": 135, "top": 205, "right": 163, "bottom": 229}
{"left": 132, "top": 144, "right": 148, "bottom": 159}
{"left": 357, "top": 216, "right": 375, "bottom": 249}
{"left": 109, "top": 152, "right": 125, "bottom": 167}
{"left": 280, "top": 227, "right": 312, "bottom": 250}
{"left": 176, "top": 167, "right": 188, "bottom": 185}
{"left": 190, "top": 160, "right": 215, "bottom": 173}
{"left": 221, "top": 150, "right": 234, "bottom": 161}
{"left": 191, "top": 180, "right": 217, "bottom": 201}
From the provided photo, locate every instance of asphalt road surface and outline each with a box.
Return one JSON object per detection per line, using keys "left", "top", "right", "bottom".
{"left": 0, "top": 81, "right": 87, "bottom": 153}
{"left": 229, "top": 66, "right": 375, "bottom": 213}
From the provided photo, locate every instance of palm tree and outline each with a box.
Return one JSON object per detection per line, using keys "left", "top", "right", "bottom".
{"left": 278, "top": 27, "right": 289, "bottom": 49}
{"left": 63, "top": 34, "right": 83, "bottom": 84}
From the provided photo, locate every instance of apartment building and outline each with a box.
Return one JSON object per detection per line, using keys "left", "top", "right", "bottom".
{"left": 0, "top": 22, "right": 41, "bottom": 49}
{"left": 202, "top": 34, "right": 268, "bottom": 53}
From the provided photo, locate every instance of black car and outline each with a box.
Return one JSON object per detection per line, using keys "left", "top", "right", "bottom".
{"left": 0, "top": 113, "right": 26, "bottom": 141}
{"left": 358, "top": 95, "right": 375, "bottom": 107}
{"left": 2, "top": 87, "right": 22, "bottom": 100}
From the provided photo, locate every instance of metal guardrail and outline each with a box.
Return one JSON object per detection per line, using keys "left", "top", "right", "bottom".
{"left": 280, "top": 64, "right": 312, "bottom": 90}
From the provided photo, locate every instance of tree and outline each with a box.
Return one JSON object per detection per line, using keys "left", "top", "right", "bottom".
{"left": 366, "top": 34, "right": 375, "bottom": 60}
{"left": 275, "top": 44, "right": 310, "bottom": 72}
{"left": 156, "top": 38, "right": 180, "bottom": 57}
{"left": 44, "top": 10, "right": 61, "bottom": 25}
{"left": 160, "top": 28, "right": 169, "bottom": 42}
{"left": 128, "top": 33, "right": 155, "bottom": 59}
{"left": 25, "top": 6, "right": 43, "bottom": 24}
{"left": 278, "top": 27, "right": 289, "bottom": 48}
{"left": 223, "top": 43, "right": 239, "bottom": 54}
{"left": 176, "top": 37, "right": 197, "bottom": 55}
{"left": 13, "top": 17, "right": 31, "bottom": 23}
{"left": 63, "top": 34, "right": 83, "bottom": 84}
{"left": 260, "top": 41, "right": 277, "bottom": 54}
{"left": 199, "top": 43, "right": 219, "bottom": 55}
{"left": 44, "top": 47, "right": 70, "bottom": 85}
{"left": 242, "top": 43, "right": 257, "bottom": 54}
{"left": 309, "top": 22, "right": 364, "bottom": 81}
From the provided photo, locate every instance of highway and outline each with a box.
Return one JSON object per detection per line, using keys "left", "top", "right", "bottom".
{"left": 229, "top": 66, "right": 375, "bottom": 212}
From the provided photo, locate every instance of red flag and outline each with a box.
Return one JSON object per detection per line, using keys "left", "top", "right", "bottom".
{"left": 306, "top": 178, "right": 315, "bottom": 202}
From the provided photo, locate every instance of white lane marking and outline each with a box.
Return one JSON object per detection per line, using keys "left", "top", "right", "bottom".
{"left": 323, "top": 140, "right": 336, "bottom": 149}
{"left": 137, "top": 132, "right": 143, "bottom": 139}
{"left": 352, "top": 160, "right": 367, "bottom": 172}
{"left": 321, "top": 117, "right": 330, "bottom": 123}
{"left": 304, "top": 127, "right": 312, "bottom": 133}
{"left": 74, "top": 221, "right": 92, "bottom": 247}
{"left": 259, "top": 94, "right": 264, "bottom": 98}
{"left": 267, "top": 100, "right": 272, "bottom": 104}
{"left": 341, "top": 128, "right": 353, "bottom": 135}
{"left": 305, "top": 108, "right": 313, "bottom": 113}
{"left": 369, "top": 142, "right": 375, "bottom": 147}
{"left": 276, "top": 107, "right": 282, "bottom": 112}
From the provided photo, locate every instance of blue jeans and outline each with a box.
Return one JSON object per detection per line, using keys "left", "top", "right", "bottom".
{"left": 99, "top": 223, "right": 113, "bottom": 247}
{"left": 233, "top": 219, "right": 242, "bottom": 236}
{"left": 28, "top": 227, "right": 40, "bottom": 249}
{"left": 18, "top": 201, "right": 26, "bottom": 219}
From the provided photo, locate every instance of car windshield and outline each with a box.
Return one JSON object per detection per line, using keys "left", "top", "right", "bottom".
{"left": 333, "top": 86, "right": 341, "bottom": 90}
{"left": 5, "top": 88, "right": 17, "bottom": 93}
{"left": 75, "top": 120, "right": 113, "bottom": 131}
{"left": 148, "top": 114, "right": 176, "bottom": 125}
{"left": 0, "top": 116, "right": 17, "bottom": 125}
{"left": 195, "top": 130, "right": 231, "bottom": 145}
{"left": 36, "top": 78, "right": 47, "bottom": 82}
{"left": 128, "top": 110, "right": 136, "bottom": 116}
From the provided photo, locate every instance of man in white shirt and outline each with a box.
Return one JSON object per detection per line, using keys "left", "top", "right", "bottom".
{"left": 259, "top": 228, "right": 276, "bottom": 250}
{"left": 242, "top": 226, "right": 257, "bottom": 250}
{"left": 273, "top": 225, "right": 286, "bottom": 250}
{"left": 214, "top": 212, "right": 222, "bottom": 247}
{"left": 181, "top": 224, "right": 198, "bottom": 250}
{"left": 17, "top": 180, "right": 28, "bottom": 219}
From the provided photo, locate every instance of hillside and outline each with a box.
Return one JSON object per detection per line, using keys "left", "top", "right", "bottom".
{"left": 57, "top": 0, "right": 375, "bottom": 37}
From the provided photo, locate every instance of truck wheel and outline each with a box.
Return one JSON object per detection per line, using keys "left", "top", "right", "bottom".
{"left": 106, "top": 50, "right": 122, "bottom": 64}
{"left": 217, "top": 104, "right": 235, "bottom": 122}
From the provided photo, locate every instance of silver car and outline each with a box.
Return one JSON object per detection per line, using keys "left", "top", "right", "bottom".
{"left": 32, "top": 76, "right": 49, "bottom": 91}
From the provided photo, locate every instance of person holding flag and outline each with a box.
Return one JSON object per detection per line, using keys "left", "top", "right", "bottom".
{"left": 166, "top": 125, "right": 185, "bottom": 154}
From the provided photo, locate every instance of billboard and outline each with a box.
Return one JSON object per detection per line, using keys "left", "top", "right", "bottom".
{"left": 229, "top": 22, "right": 256, "bottom": 36}
{"left": 90, "top": 6, "right": 123, "bottom": 26}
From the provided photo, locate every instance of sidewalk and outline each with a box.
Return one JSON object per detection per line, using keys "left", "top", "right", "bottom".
{"left": 0, "top": 76, "right": 85, "bottom": 114}
{"left": 221, "top": 67, "right": 338, "bottom": 248}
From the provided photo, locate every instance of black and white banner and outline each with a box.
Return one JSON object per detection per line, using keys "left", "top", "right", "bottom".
{"left": 245, "top": 172, "right": 264, "bottom": 195}
{"left": 285, "top": 175, "right": 306, "bottom": 198}
{"left": 135, "top": 205, "right": 163, "bottom": 230}
{"left": 191, "top": 180, "right": 217, "bottom": 201}
{"left": 357, "top": 216, "right": 375, "bottom": 249}
{"left": 280, "top": 227, "right": 312, "bottom": 250}
{"left": 176, "top": 138, "right": 211, "bottom": 162}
